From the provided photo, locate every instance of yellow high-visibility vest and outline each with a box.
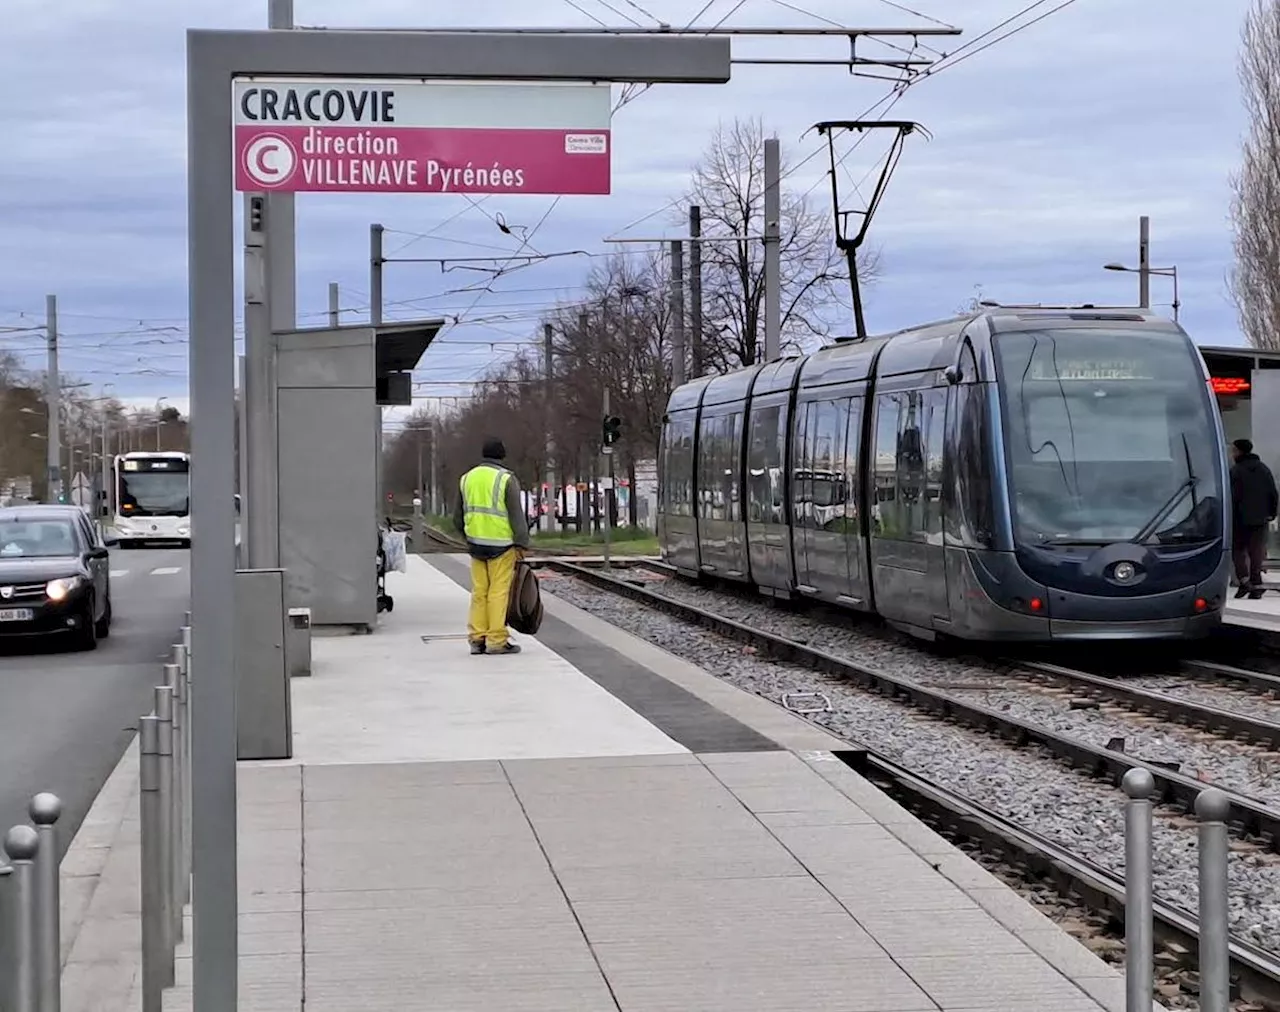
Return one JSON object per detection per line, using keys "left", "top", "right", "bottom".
{"left": 460, "top": 464, "right": 515, "bottom": 547}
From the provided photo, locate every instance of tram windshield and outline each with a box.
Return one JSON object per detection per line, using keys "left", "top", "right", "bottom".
{"left": 994, "top": 328, "right": 1222, "bottom": 546}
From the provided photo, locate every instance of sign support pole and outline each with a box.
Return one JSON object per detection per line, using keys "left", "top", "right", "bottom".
{"left": 602, "top": 387, "right": 612, "bottom": 569}
{"left": 188, "top": 29, "right": 730, "bottom": 1011}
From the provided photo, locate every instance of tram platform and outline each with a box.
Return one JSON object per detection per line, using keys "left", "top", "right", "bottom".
{"left": 59, "top": 555, "right": 1161, "bottom": 1012}
{"left": 1224, "top": 573, "right": 1280, "bottom": 633}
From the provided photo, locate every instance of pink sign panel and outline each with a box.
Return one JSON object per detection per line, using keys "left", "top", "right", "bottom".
{"left": 232, "top": 79, "right": 613, "bottom": 195}
{"left": 234, "top": 126, "right": 610, "bottom": 195}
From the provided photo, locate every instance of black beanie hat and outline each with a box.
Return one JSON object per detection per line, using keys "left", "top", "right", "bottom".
{"left": 482, "top": 438, "right": 506, "bottom": 460}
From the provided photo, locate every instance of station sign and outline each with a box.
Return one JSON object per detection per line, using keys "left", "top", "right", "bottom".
{"left": 233, "top": 78, "right": 612, "bottom": 195}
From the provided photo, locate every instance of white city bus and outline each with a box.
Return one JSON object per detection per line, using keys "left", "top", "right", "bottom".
{"left": 113, "top": 451, "right": 191, "bottom": 547}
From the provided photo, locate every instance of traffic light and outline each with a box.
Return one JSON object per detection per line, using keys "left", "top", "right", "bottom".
{"left": 602, "top": 415, "right": 622, "bottom": 447}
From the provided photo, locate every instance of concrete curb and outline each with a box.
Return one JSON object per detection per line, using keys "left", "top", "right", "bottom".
{"left": 58, "top": 734, "right": 143, "bottom": 1012}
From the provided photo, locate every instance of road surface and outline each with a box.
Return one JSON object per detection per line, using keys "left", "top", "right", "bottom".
{"left": 0, "top": 547, "right": 190, "bottom": 857}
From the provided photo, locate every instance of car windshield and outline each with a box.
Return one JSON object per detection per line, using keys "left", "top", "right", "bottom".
{"left": 994, "top": 327, "right": 1222, "bottom": 545}
{"left": 119, "top": 470, "right": 189, "bottom": 517}
{"left": 0, "top": 520, "right": 79, "bottom": 558}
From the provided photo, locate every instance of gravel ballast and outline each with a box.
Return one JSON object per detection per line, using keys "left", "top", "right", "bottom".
{"left": 545, "top": 572, "right": 1280, "bottom": 961}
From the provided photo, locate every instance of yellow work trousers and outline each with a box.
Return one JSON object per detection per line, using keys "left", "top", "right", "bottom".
{"left": 467, "top": 548, "right": 518, "bottom": 648}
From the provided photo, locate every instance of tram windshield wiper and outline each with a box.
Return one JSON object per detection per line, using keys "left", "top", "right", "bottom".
{"left": 1131, "top": 434, "right": 1198, "bottom": 545}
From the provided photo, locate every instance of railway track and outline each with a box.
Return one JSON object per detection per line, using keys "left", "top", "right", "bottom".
{"left": 541, "top": 559, "right": 1280, "bottom": 1009}
{"left": 545, "top": 559, "right": 1280, "bottom": 847}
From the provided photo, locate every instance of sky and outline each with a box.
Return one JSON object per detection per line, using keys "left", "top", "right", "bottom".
{"left": 0, "top": 0, "right": 1257, "bottom": 429}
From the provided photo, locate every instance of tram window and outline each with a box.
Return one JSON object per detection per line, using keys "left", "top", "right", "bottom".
{"left": 668, "top": 415, "right": 695, "bottom": 517}
{"left": 842, "top": 399, "right": 863, "bottom": 529}
{"left": 725, "top": 412, "right": 743, "bottom": 523}
{"left": 945, "top": 384, "right": 995, "bottom": 547}
{"left": 697, "top": 415, "right": 718, "bottom": 519}
{"left": 918, "top": 389, "right": 947, "bottom": 542}
{"left": 746, "top": 404, "right": 783, "bottom": 524}
{"left": 792, "top": 403, "right": 813, "bottom": 530}
{"left": 807, "top": 399, "right": 848, "bottom": 531}
{"left": 872, "top": 393, "right": 903, "bottom": 537}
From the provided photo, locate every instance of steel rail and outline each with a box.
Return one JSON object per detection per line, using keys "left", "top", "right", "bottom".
{"left": 543, "top": 560, "right": 1280, "bottom": 848}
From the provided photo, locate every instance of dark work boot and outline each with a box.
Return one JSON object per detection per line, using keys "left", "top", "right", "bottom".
{"left": 1235, "top": 585, "right": 1251, "bottom": 599}
{"left": 491, "top": 642, "right": 521, "bottom": 655}
{"left": 470, "top": 640, "right": 486, "bottom": 655}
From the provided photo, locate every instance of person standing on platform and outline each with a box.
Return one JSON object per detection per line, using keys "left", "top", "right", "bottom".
{"left": 454, "top": 437, "right": 531, "bottom": 654}
{"left": 1230, "top": 438, "right": 1278, "bottom": 600}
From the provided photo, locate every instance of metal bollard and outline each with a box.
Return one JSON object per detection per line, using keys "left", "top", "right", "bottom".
{"left": 4, "top": 824, "right": 41, "bottom": 1012}
{"left": 153, "top": 685, "right": 176, "bottom": 978}
{"left": 29, "top": 793, "right": 62, "bottom": 1012}
{"left": 171, "top": 643, "right": 192, "bottom": 887}
{"left": 1196, "top": 788, "right": 1231, "bottom": 1012}
{"left": 164, "top": 662, "right": 187, "bottom": 931}
{"left": 139, "top": 715, "right": 170, "bottom": 1012}
{"left": 1122, "top": 767, "right": 1155, "bottom": 1012}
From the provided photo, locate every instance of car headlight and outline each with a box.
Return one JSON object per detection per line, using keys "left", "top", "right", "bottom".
{"left": 46, "top": 577, "right": 81, "bottom": 602}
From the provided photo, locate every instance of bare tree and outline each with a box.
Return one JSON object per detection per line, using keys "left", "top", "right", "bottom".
{"left": 680, "top": 117, "right": 880, "bottom": 372}
{"left": 1230, "top": 0, "right": 1280, "bottom": 350}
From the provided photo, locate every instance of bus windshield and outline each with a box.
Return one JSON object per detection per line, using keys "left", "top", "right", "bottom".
{"left": 994, "top": 328, "right": 1222, "bottom": 546}
{"left": 118, "top": 460, "right": 190, "bottom": 517}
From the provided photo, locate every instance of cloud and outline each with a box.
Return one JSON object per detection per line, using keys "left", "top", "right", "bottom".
{"left": 0, "top": 0, "right": 1258, "bottom": 406}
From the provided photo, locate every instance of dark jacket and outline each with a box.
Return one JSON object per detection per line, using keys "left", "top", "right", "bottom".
{"left": 453, "top": 458, "right": 532, "bottom": 560}
{"left": 1231, "top": 452, "right": 1279, "bottom": 529}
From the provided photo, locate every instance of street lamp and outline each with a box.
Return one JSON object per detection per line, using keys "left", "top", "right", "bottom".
{"left": 1104, "top": 261, "right": 1180, "bottom": 322}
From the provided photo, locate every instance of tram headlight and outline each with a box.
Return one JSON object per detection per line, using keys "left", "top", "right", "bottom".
{"left": 1113, "top": 561, "right": 1136, "bottom": 583}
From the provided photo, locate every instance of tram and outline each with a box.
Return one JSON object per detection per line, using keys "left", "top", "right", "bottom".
{"left": 657, "top": 309, "right": 1230, "bottom": 642}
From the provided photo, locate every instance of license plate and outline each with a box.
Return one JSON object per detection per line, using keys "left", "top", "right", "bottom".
{"left": 0, "top": 608, "right": 33, "bottom": 622}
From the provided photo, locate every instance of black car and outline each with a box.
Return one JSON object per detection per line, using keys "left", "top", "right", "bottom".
{"left": 0, "top": 505, "right": 115, "bottom": 650}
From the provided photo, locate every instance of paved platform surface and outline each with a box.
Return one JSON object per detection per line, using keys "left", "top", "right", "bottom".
{"left": 1224, "top": 573, "right": 1280, "bottom": 632}
{"left": 55, "top": 555, "right": 1161, "bottom": 1012}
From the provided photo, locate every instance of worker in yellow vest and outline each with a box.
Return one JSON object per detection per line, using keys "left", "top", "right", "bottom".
{"left": 453, "top": 438, "right": 531, "bottom": 655}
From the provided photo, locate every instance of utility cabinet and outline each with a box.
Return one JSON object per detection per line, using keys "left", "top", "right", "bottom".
{"left": 271, "top": 321, "right": 440, "bottom": 630}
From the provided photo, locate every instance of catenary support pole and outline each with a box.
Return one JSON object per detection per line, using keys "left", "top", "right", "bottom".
{"left": 328, "top": 282, "right": 340, "bottom": 327}
{"left": 243, "top": 195, "right": 279, "bottom": 568}
{"left": 100, "top": 418, "right": 110, "bottom": 519}
{"left": 46, "top": 295, "right": 61, "bottom": 501}
{"left": 370, "top": 224, "right": 384, "bottom": 326}
{"left": 689, "top": 205, "right": 703, "bottom": 377}
{"left": 543, "top": 323, "right": 556, "bottom": 532}
{"left": 670, "top": 241, "right": 686, "bottom": 386}
{"left": 28, "top": 794, "right": 61, "bottom": 1012}
{"left": 1138, "top": 215, "right": 1150, "bottom": 310}
{"left": 1121, "top": 768, "right": 1155, "bottom": 1012}
{"left": 763, "top": 137, "right": 781, "bottom": 364}
{"left": 267, "top": 0, "right": 297, "bottom": 334}
{"left": 4, "top": 824, "right": 39, "bottom": 1012}
{"left": 1196, "top": 788, "right": 1231, "bottom": 1012}
{"left": 601, "top": 387, "right": 612, "bottom": 569}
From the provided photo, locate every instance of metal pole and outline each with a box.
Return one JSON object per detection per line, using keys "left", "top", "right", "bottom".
{"left": 414, "top": 432, "right": 424, "bottom": 553}
{"left": 543, "top": 322, "right": 556, "bottom": 532}
{"left": 267, "top": 0, "right": 297, "bottom": 335}
{"left": 100, "top": 418, "right": 109, "bottom": 519}
{"left": 1121, "top": 768, "right": 1155, "bottom": 1012}
{"left": 28, "top": 794, "right": 61, "bottom": 1012}
{"left": 154, "top": 685, "right": 176, "bottom": 978}
{"left": 670, "top": 241, "right": 686, "bottom": 387}
{"left": 165, "top": 662, "right": 186, "bottom": 931}
{"left": 171, "top": 644, "right": 191, "bottom": 899}
{"left": 1138, "top": 215, "right": 1150, "bottom": 310}
{"left": 4, "top": 825, "right": 39, "bottom": 1012}
{"left": 763, "top": 137, "right": 781, "bottom": 364}
{"left": 244, "top": 195, "right": 279, "bottom": 569}
{"left": 328, "top": 282, "right": 340, "bottom": 328}
{"left": 46, "top": 295, "right": 61, "bottom": 502}
{"left": 689, "top": 204, "right": 703, "bottom": 377}
{"left": 370, "top": 224, "right": 384, "bottom": 326}
{"left": 1196, "top": 788, "right": 1231, "bottom": 1012}
{"left": 602, "top": 387, "right": 612, "bottom": 569}
{"left": 1171, "top": 268, "right": 1180, "bottom": 323}
{"left": 139, "top": 716, "right": 167, "bottom": 1011}
{"left": 429, "top": 417, "right": 440, "bottom": 518}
